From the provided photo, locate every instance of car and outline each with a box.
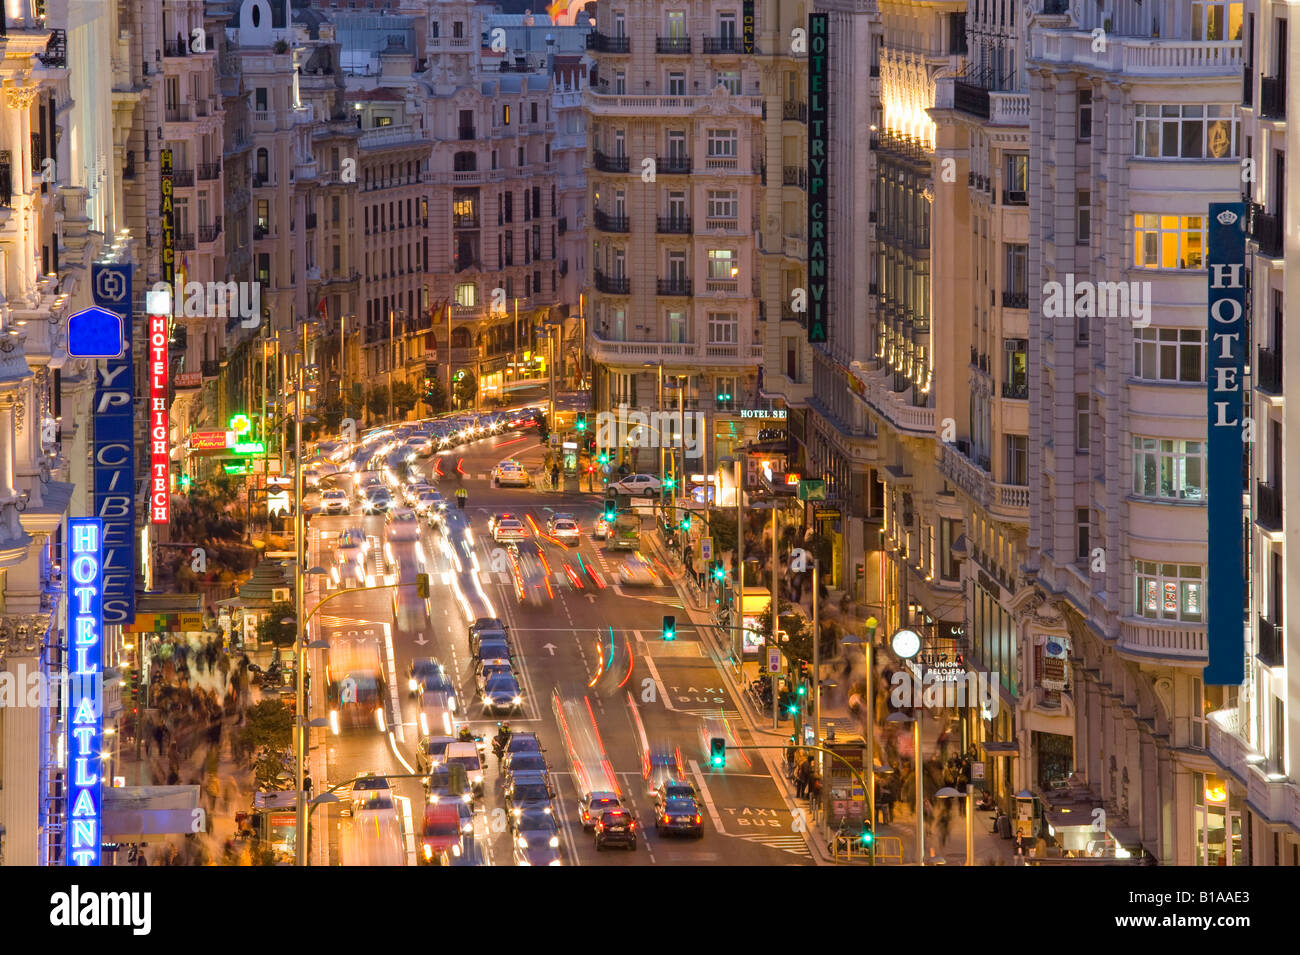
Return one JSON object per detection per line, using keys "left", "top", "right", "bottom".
{"left": 385, "top": 507, "right": 421, "bottom": 541}
{"left": 593, "top": 808, "right": 638, "bottom": 851}
{"left": 468, "top": 617, "right": 508, "bottom": 646}
{"left": 425, "top": 762, "right": 474, "bottom": 805}
{"left": 512, "top": 806, "right": 562, "bottom": 866}
{"left": 487, "top": 513, "right": 517, "bottom": 536}
{"left": 475, "top": 662, "right": 513, "bottom": 694}
{"left": 414, "top": 490, "right": 443, "bottom": 517}
{"left": 503, "top": 752, "right": 550, "bottom": 788}
{"left": 362, "top": 485, "right": 393, "bottom": 514}
{"left": 548, "top": 516, "right": 580, "bottom": 543}
{"left": 492, "top": 518, "right": 528, "bottom": 543}
{"left": 609, "top": 473, "right": 662, "bottom": 497}
{"left": 349, "top": 775, "right": 392, "bottom": 812}
{"left": 481, "top": 673, "right": 523, "bottom": 714}
{"left": 578, "top": 791, "right": 625, "bottom": 831}
{"left": 654, "top": 778, "right": 701, "bottom": 808}
{"left": 505, "top": 771, "right": 555, "bottom": 821}
{"left": 420, "top": 802, "right": 467, "bottom": 865}
{"left": 474, "top": 638, "right": 513, "bottom": 667}
{"left": 331, "top": 542, "right": 366, "bottom": 587}
{"left": 402, "top": 481, "right": 431, "bottom": 506}
{"left": 408, "top": 657, "right": 455, "bottom": 704}
{"left": 592, "top": 517, "right": 610, "bottom": 540}
{"left": 418, "top": 689, "right": 457, "bottom": 739}
{"left": 618, "top": 552, "right": 659, "bottom": 587}
{"left": 654, "top": 795, "right": 704, "bottom": 837}
{"left": 321, "top": 489, "right": 350, "bottom": 514}
{"left": 470, "top": 625, "right": 511, "bottom": 656}
{"left": 444, "top": 741, "right": 484, "bottom": 795}
{"left": 493, "top": 461, "right": 531, "bottom": 487}
{"left": 505, "top": 732, "right": 543, "bottom": 757}
{"left": 416, "top": 735, "right": 457, "bottom": 774}
{"left": 337, "top": 527, "right": 369, "bottom": 552}
{"left": 645, "top": 749, "right": 684, "bottom": 795}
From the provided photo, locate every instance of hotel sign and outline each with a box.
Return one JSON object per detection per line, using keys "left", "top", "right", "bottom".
{"left": 148, "top": 313, "right": 169, "bottom": 524}
{"left": 67, "top": 517, "right": 105, "bottom": 866}
{"left": 807, "top": 14, "right": 828, "bottom": 344}
{"left": 1205, "top": 202, "right": 1246, "bottom": 686}
{"left": 160, "top": 149, "right": 175, "bottom": 287}
{"left": 743, "top": 0, "right": 755, "bottom": 54}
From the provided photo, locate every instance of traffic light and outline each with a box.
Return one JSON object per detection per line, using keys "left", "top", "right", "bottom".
{"left": 679, "top": 514, "right": 691, "bottom": 533}
{"left": 663, "top": 477, "right": 675, "bottom": 491}
{"left": 416, "top": 573, "right": 430, "bottom": 598}
{"left": 859, "top": 826, "right": 874, "bottom": 848}
{"left": 662, "top": 614, "right": 676, "bottom": 641}
{"left": 709, "top": 737, "right": 726, "bottom": 768}
{"left": 603, "top": 500, "right": 617, "bottom": 522}
{"left": 575, "top": 412, "right": 587, "bottom": 433}
{"left": 712, "top": 561, "right": 725, "bottom": 582}
{"left": 598, "top": 450, "right": 609, "bottom": 465}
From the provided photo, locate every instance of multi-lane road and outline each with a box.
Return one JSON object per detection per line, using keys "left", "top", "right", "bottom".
{"left": 305, "top": 425, "right": 813, "bottom": 866}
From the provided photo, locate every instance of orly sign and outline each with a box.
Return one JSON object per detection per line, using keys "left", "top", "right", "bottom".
{"left": 67, "top": 517, "right": 105, "bottom": 866}
{"left": 1205, "top": 202, "right": 1246, "bottom": 686}
{"left": 148, "top": 313, "right": 169, "bottom": 524}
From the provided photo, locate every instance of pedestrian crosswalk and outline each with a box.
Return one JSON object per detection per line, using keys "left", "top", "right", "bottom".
{"left": 476, "top": 568, "right": 632, "bottom": 589}
{"left": 742, "top": 834, "right": 813, "bottom": 858}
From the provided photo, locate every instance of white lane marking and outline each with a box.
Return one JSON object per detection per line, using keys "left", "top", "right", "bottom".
{"left": 638, "top": 632, "right": 674, "bottom": 711}
{"left": 627, "top": 692, "right": 652, "bottom": 758}
{"left": 382, "top": 622, "right": 404, "bottom": 743}
{"left": 688, "top": 759, "right": 726, "bottom": 835}
{"left": 387, "top": 731, "right": 416, "bottom": 774}
{"left": 397, "top": 794, "right": 418, "bottom": 866}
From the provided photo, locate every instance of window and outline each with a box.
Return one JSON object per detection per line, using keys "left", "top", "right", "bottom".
{"left": 1003, "top": 154, "right": 1028, "bottom": 203}
{"left": 455, "top": 283, "right": 477, "bottom": 307}
{"left": 715, "top": 375, "right": 737, "bottom": 409}
{"left": 615, "top": 71, "right": 626, "bottom": 95}
{"left": 667, "top": 10, "right": 685, "bottom": 38}
{"left": 1077, "top": 89, "right": 1092, "bottom": 141}
{"left": 453, "top": 194, "right": 477, "bottom": 226}
{"left": 668, "top": 72, "right": 686, "bottom": 95}
{"left": 667, "top": 310, "right": 687, "bottom": 343}
{"left": 1075, "top": 394, "right": 1090, "bottom": 452}
{"left": 1076, "top": 191, "right": 1090, "bottom": 244}
{"left": 668, "top": 191, "right": 687, "bottom": 219}
{"left": 940, "top": 518, "right": 961, "bottom": 581}
{"left": 707, "top": 249, "right": 736, "bottom": 279}
{"left": 256, "top": 199, "right": 269, "bottom": 233}
{"left": 707, "top": 312, "right": 738, "bottom": 344}
{"left": 255, "top": 87, "right": 268, "bottom": 111}
{"left": 715, "top": 70, "right": 741, "bottom": 95}
{"left": 453, "top": 20, "right": 464, "bottom": 39}
{"left": 1003, "top": 243, "right": 1028, "bottom": 295}
{"left": 1133, "top": 437, "right": 1206, "bottom": 501}
{"left": 707, "top": 190, "right": 738, "bottom": 219}
{"left": 667, "top": 131, "right": 687, "bottom": 159}
{"left": 706, "top": 129, "right": 738, "bottom": 158}
{"left": 1192, "top": 1, "right": 1243, "bottom": 40}
{"left": 1076, "top": 508, "right": 1090, "bottom": 562}
{"left": 1133, "top": 327, "right": 1206, "bottom": 382}
{"left": 1135, "top": 561, "right": 1204, "bottom": 622}
{"left": 1004, "top": 435, "right": 1027, "bottom": 486}
{"left": 1003, "top": 338, "right": 1027, "bottom": 397}
{"left": 1133, "top": 214, "right": 1207, "bottom": 270}
{"left": 1134, "top": 104, "right": 1240, "bottom": 159}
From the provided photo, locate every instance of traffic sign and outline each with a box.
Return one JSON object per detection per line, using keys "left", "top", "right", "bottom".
{"left": 700, "top": 537, "right": 713, "bottom": 562}
{"left": 797, "top": 479, "right": 827, "bottom": 501}
{"left": 767, "top": 647, "right": 781, "bottom": 674}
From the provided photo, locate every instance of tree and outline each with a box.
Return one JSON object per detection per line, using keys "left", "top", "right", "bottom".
{"left": 453, "top": 370, "right": 477, "bottom": 408}
{"left": 365, "top": 386, "right": 389, "bottom": 422}
{"left": 256, "top": 601, "right": 296, "bottom": 648}
{"left": 391, "top": 379, "right": 420, "bottom": 418}
{"left": 755, "top": 596, "right": 837, "bottom": 665}
{"left": 234, "top": 698, "right": 294, "bottom": 765}
{"left": 423, "top": 375, "right": 449, "bottom": 414}
{"left": 707, "top": 509, "right": 738, "bottom": 554}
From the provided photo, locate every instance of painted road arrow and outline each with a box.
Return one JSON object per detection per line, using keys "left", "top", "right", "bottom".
{"left": 542, "top": 643, "right": 557, "bottom": 655}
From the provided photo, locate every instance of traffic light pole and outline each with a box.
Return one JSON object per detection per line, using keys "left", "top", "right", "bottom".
{"left": 771, "top": 504, "right": 779, "bottom": 731}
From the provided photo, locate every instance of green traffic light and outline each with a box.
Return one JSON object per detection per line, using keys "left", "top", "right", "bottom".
{"left": 786, "top": 704, "right": 798, "bottom": 716}
{"left": 796, "top": 684, "right": 807, "bottom": 697}
{"left": 860, "top": 831, "right": 873, "bottom": 846}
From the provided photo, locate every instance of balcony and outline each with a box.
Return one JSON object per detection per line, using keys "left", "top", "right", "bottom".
{"left": 586, "top": 91, "right": 764, "bottom": 118}
{"left": 657, "top": 155, "right": 691, "bottom": 175}
{"left": 164, "top": 104, "right": 192, "bottom": 123}
{"left": 989, "top": 91, "right": 1030, "bottom": 126}
{"left": 198, "top": 218, "right": 222, "bottom": 244}
{"left": 458, "top": 126, "right": 477, "bottom": 141}
{"left": 175, "top": 232, "right": 196, "bottom": 251}
{"left": 705, "top": 218, "right": 740, "bottom": 232}
{"left": 656, "top": 278, "right": 692, "bottom": 297}
{"left": 172, "top": 167, "right": 195, "bottom": 188}
{"left": 593, "top": 209, "right": 630, "bottom": 233}
{"left": 953, "top": 80, "right": 991, "bottom": 119}
{"left": 1260, "top": 75, "right": 1287, "bottom": 119}
{"left": 1242, "top": 70, "right": 1254, "bottom": 108}
{"left": 593, "top": 271, "right": 630, "bottom": 295}
{"left": 1257, "top": 346, "right": 1283, "bottom": 395}
{"left": 783, "top": 100, "right": 807, "bottom": 123}
{"left": 657, "top": 216, "right": 692, "bottom": 234}
{"left": 783, "top": 166, "right": 807, "bottom": 189}
{"left": 704, "top": 156, "right": 738, "bottom": 171}
{"left": 1001, "top": 290, "right": 1028, "bottom": 309}
{"left": 1258, "top": 615, "right": 1284, "bottom": 667}
{"left": 1251, "top": 209, "right": 1283, "bottom": 258}
{"left": 454, "top": 258, "right": 481, "bottom": 273}
{"left": 1116, "top": 618, "right": 1207, "bottom": 664}
{"left": 1256, "top": 480, "right": 1282, "bottom": 531}
{"left": 1001, "top": 380, "right": 1028, "bottom": 400}
{"left": 1003, "top": 188, "right": 1027, "bottom": 206}
{"left": 586, "top": 32, "right": 630, "bottom": 54}
{"left": 592, "top": 149, "right": 630, "bottom": 173}
{"left": 656, "top": 36, "right": 691, "bottom": 54}
{"left": 702, "top": 36, "right": 741, "bottom": 54}
{"left": 453, "top": 216, "right": 480, "bottom": 229}
{"left": 253, "top": 175, "right": 272, "bottom": 188}
{"left": 201, "top": 359, "right": 221, "bottom": 380}
{"left": 163, "top": 39, "right": 188, "bottom": 57}
{"left": 198, "top": 161, "right": 221, "bottom": 181}
{"left": 36, "top": 29, "right": 67, "bottom": 69}
{"left": 705, "top": 279, "right": 739, "bottom": 293}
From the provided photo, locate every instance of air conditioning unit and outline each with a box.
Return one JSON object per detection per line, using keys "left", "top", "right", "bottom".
{"left": 272, "top": 587, "right": 291, "bottom": 603}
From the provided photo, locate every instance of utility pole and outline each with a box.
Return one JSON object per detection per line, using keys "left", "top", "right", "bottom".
{"left": 548, "top": 325, "right": 556, "bottom": 431}
{"left": 735, "top": 453, "right": 744, "bottom": 664}
{"left": 293, "top": 319, "right": 307, "bottom": 867}
{"left": 771, "top": 503, "right": 779, "bottom": 731}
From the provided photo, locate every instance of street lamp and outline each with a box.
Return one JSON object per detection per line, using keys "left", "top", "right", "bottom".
{"left": 887, "top": 709, "right": 923, "bottom": 865}
{"left": 936, "top": 785, "right": 974, "bottom": 866}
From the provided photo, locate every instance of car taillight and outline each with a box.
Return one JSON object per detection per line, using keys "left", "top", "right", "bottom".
{"left": 695, "top": 814, "right": 702, "bottom": 823}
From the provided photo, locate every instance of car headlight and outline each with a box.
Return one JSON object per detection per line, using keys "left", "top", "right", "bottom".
{"left": 548, "top": 859, "right": 562, "bottom": 866}
{"left": 422, "top": 843, "right": 433, "bottom": 860}
{"left": 516, "top": 836, "right": 528, "bottom": 849}
{"left": 513, "top": 696, "right": 522, "bottom": 705}
{"left": 548, "top": 835, "right": 559, "bottom": 848}
{"left": 462, "top": 792, "right": 473, "bottom": 803}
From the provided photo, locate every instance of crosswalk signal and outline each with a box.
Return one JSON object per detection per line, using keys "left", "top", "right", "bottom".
{"left": 712, "top": 561, "right": 725, "bottom": 581}
{"left": 575, "top": 412, "right": 587, "bottom": 433}
{"left": 859, "top": 825, "right": 874, "bottom": 848}
{"left": 709, "top": 737, "right": 726, "bottom": 768}
{"left": 679, "top": 514, "right": 691, "bottom": 533}
{"left": 603, "top": 500, "right": 616, "bottom": 522}
{"left": 416, "top": 573, "right": 430, "bottom": 598}
{"left": 598, "top": 450, "right": 609, "bottom": 465}
{"left": 662, "top": 614, "right": 676, "bottom": 641}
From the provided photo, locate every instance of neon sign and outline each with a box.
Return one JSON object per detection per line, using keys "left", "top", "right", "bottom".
{"left": 149, "top": 313, "right": 169, "bottom": 524}
{"left": 67, "top": 517, "right": 104, "bottom": 866}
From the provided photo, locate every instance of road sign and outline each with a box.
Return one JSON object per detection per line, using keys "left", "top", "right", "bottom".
{"left": 700, "top": 536, "right": 713, "bottom": 562}
{"left": 797, "top": 479, "right": 827, "bottom": 501}
{"left": 767, "top": 647, "right": 781, "bottom": 674}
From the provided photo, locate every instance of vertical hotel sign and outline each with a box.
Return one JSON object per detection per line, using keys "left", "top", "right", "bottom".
{"left": 742, "top": 0, "right": 755, "bottom": 53}
{"left": 67, "top": 517, "right": 104, "bottom": 866}
{"left": 1205, "top": 202, "right": 1247, "bottom": 686}
{"left": 160, "top": 148, "right": 175, "bottom": 287}
{"left": 90, "top": 263, "right": 135, "bottom": 625}
{"left": 807, "top": 14, "right": 828, "bottom": 344}
{"left": 148, "top": 312, "right": 169, "bottom": 523}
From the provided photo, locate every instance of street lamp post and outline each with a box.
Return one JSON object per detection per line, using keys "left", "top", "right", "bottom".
{"left": 735, "top": 453, "right": 744, "bottom": 664}
{"left": 887, "top": 708, "right": 924, "bottom": 865}
{"left": 770, "top": 504, "right": 779, "bottom": 731}
{"left": 388, "top": 309, "right": 395, "bottom": 423}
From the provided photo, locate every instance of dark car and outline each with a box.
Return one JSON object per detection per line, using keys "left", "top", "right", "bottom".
{"left": 654, "top": 779, "right": 701, "bottom": 808}
{"left": 512, "top": 806, "right": 562, "bottom": 866}
{"left": 408, "top": 657, "right": 454, "bottom": 700}
{"left": 475, "top": 661, "right": 514, "bottom": 693}
{"left": 505, "top": 732, "right": 543, "bottom": 757}
{"left": 503, "top": 752, "right": 550, "bottom": 788}
{"left": 474, "top": 638, "right": 513, "bottom": 664}
{"left": 481, "top": 673, "right": 523, "bottom": 715}
{"left": 505, "top": 771, "right": 555, "bottom": 823}
{"left": 469, "top": 618, "right": 509, "bottom": 652}
{"left": 655, "top": 796, "right": 704, "bottom": 837}
{"left": 594, "top": 808, "right": 638, "bottom": 851}
{"left": 578, "top": 791, "right": 624, "bottom": 831}
{"left": 416, "top": 735, "right": 457, "bottom": 774}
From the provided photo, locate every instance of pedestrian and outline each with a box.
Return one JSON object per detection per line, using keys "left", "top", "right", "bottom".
{"left": 795, "top": 759, "right": 809, "bottom": 799}
{"left": 304, "top": 772, "right": 314, "bottom": 798}
{"left": 550, "top": 463, "right": 560, "bottom": 490}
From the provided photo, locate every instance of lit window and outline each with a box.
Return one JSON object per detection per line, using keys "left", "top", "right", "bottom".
{"left": 455, "top": 283, "right": 477, "bottom": 307}
{"left": 1132, "top": 437, "right": 1206, "bottom": 501}
{"left": 1135, "top": 562, "right": 1204, "bottom": 622}
{"left": 1134, "top": 104, "right": 1240, "bottom": 159}
{"left": 1192, "top": 1, "right": 1243, "bottom": 41}
{"left": 1133, "top": 214, "right": 1207, "bottom": 270}
{"left": 707, "top": 249, "right": 736, "bottom": 279}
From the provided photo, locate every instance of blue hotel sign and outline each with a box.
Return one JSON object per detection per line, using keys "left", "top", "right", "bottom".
{"left": 90, "top": 263, "right": 136, "bottom": 625}
{"left": 67, "top": 517, "right": 104, "bottom": 866}
{"left": 1205, "top": 203, "right": 1247, "bottom": 686}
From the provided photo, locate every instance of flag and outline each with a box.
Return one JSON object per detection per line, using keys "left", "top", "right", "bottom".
{"left": 317, "top": 298, "right": 329, "bottom": 321}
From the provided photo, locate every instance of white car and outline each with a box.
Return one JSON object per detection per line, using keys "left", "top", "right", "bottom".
{"left": 385, "top": 508, "right": 421, "bottom": 541}
{"left": 350, "top": 774, "right": 393, "bottom": 812}
{"left": 610, "top": 473, "right": 662, "bottom": 497}
{"left": 493, "top": 461, "right": 531, "bottom": 487}
{"left": 418, "top": 690, "right": 457, "bottom": 739}
{"left": 332, "top": 543, "right": 367, "bottom": 586}
{"left": 321, "top": 489, "right": 350, "bottom": 514}
{"left": 618, "top": 552, "right": 659, "bottom": 587}
{"left": 493, "top": 518, "right": 528, "bottom": 543}
{"left": 548, "top": 517, "right": 580, "bottom": 543}
{"left": 445, "top": 741, "right": 485, "bottom": 795}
